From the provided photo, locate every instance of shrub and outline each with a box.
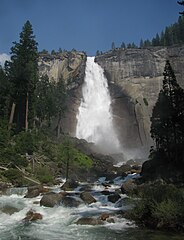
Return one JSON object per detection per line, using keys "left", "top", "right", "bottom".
{"left": 128, "top": 184, "right": 184, "bottom": 231}
{"left": 35, "top": 166, "right": 54, "bottom": 184}
{"left": 3, "top": 169, "right": 24, "bottom": 186}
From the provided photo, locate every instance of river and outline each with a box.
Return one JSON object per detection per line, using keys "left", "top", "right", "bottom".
{"left": 0, "top": 177, "right": 184, "bottom": 240}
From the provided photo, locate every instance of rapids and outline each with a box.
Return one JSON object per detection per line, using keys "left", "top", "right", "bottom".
{"left": 0, "top": 177, "right": 184, "bottom": 240}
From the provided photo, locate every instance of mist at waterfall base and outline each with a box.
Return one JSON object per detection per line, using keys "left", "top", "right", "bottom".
{"left": 76, "top": 57, "right": 142, "bottom": 161}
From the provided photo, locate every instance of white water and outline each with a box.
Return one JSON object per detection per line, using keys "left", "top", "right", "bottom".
{"left": 76, "top": 57, "right": 120, "bottom": 154}
{"left": 0, "top": 179, "right": 135, "bottom": 240}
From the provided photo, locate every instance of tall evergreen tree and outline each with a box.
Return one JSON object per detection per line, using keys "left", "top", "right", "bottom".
{"left": 178, "top": 1, "right": 184, "bottom": 15}
{"left": 150, "top": 61, "right": 184, "bottom": 164}
{"left": 0, "top": 67, "right": 10, "bottom": 118}
{"left": 111, "top": 42, "right": 115, "bottom": 50}
{"left": 6, "top": 21, "right": 38, "bottom": 132}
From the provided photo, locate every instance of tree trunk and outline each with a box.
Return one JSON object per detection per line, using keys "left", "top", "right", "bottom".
{"left": 25, "top": 92, "right": 29, "bottom": 131}
{"left": 9, "top": 102, "right": 16, "bottom": 129}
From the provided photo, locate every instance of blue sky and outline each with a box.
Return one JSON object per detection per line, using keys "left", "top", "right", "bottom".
{"left": 0, "top": 0, "right": 181, "bottom": 56}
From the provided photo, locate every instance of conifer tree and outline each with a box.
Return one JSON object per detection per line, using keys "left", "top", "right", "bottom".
{"left": 6, "top": 21, "right": 38, "bottom": 132}
{"left": 150, "top": 60, "right": 184, "bottom": 164}
{"left": 178, "top": 1, "right": 184, "bottom": 15}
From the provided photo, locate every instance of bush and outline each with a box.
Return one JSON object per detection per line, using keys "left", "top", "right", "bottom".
{"left": 128, "top": 184, "right": 184, "bottom": 232}
{"left": 14, "top": 131, "right": 38, "bottom": 155}
{"left": 35, "top": 166, "right": 54, "bottom": 184}
{"left": 3, "top": 169, "right": 24, "bottom": 186}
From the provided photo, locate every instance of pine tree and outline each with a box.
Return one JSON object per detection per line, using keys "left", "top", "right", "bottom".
{"left": 111, "top": 42, "right": 115, "bottom": 50}
{"left": 0, "top": 67, "right": 10, "bottom": 118}
{"left": 178, "top": 1, "right": 184, "bottom": 15}
{"left": 121, "top": 42, "right": 126, "bottom": 49}
{"left": 150, "top": 60, "right": 184, "bottom": 164}
{"left": 6, "top": 21, "right": 38, "bottom": 132}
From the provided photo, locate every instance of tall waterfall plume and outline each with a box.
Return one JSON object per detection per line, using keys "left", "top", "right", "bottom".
{"left": 76, "top": 56, "right": 120, "bottom": 154}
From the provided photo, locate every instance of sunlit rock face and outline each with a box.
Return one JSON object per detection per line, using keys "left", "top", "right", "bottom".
{"left": 38, "top": 51, "right": 87, "bottom": 136}
{"left": 95, "top": 45, "right": 184, "bottom": 157}
{"left": 38, "top": 46, "right": 184, "bottom": 158}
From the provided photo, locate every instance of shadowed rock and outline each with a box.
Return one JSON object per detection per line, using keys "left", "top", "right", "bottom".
{"left": 80, "top": 191, "right": 96, "bottom": 204}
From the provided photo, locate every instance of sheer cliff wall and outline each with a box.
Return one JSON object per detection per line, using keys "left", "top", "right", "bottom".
{"left": 95, "top": 45, "right": 184, "bottom": 156}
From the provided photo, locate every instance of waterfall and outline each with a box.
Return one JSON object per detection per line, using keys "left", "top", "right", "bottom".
{"left": 76, "top": 56, "right": 120, "bottom": 154}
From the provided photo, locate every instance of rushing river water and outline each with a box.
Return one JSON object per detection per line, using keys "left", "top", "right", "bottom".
{"left": 0, "top": 177, "right": 184, "bottom": 240}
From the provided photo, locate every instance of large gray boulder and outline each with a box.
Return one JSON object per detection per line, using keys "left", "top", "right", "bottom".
{"left": 40, "top": 192, "right": 64, "bottom": 207}
{"left": 80, "top": 191, "right": 96, "bottom": 204}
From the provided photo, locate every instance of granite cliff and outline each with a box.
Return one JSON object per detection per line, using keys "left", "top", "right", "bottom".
{"left": 38, "top": 46, "right": 184, "bottom": 159}
{"left": 95, "top": 45, "right": 184, "bottom": 157}
{"left": 39, "top": 51, "right": 86, "bottom": 136}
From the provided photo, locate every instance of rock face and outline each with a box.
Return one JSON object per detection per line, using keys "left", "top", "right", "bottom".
{"left": 38, "top": 46, "right": 184, "bottom": 158}
{"left": 39, "top": 51, "right": 86, "bottom": 136}
{"left": 95, "top": 45, "right": 184, "bottom": 157}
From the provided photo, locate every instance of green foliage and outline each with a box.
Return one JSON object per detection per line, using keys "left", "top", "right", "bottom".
{"left": 35, "top": 166, "right": 54, "bottom": 184}
{"left": 3, "top": 169, "right": 23, "bottom": 186}
{"left": 14, "top": 131, "right": 38, "bottom": 155}
{"left": 129, "top": 184, "right": 184, "bottom": 231}
{"left": 57, "top": 138, "right": 93, "bottom": 179}
{"left": 0, "top": 120, "right": 10, "bottom": 149}
{"left": 58, "top": 140, "right": 93, "bottom": 169}
{"left": 35, "top": 75, "right": 67, "bottom": 130}
{"left": 0, "top": 67, "right": 10, "bottom": 118}
{"left": 150, "top": 61, "right": 184, "bottom": 165}
{"left": 5, "top": 20, "right": 38, "bottom": 132}
{"left": 140, "top": 16, "right": 184, "bottom": 47}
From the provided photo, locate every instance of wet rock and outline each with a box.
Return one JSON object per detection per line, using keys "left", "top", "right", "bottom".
{"left": 80, "top": 192, "right": 96, "bottom": 204}
{"left": 102, "top": 182, "right": 111, "bottom": 188}
{"left": 76, "top": 217, "right": 104, "bottom": 225}
{"left": 1, "top": 205, "right": 20, "bottom": 215}
{"left": 40, "top": 192, "right": 64, "bottom": 207}
{"left": 25, "top": 185, "right": 45, "bottom": 198}
{"left": 79, "top": 184, "right": 93, "bottom": 192}
{"left": 107, "top": 218, "right": 115, "bottom": 223}
{"left": 108, "top": 193, "right": 121, "bottom": 203}
{"left": 99, "top": 213, "right": 110, "bottom": 221}
{"left": 23, "top": 209, "right": 43, "bottom": 222}
{"left": 101, "top": 190, "right": 111, "bottom": 195}
{"left": 126, "top": 159, "right": 136, "bottom": 165}
{"left": 0, "top": 182, "right": 12, "bottom": 195}
{"left": 61, "top": 179, "right": 79, "bottom": 191}
{"left": 62, "top": 196, "right": 81, "bottom": 207}
{"left": 121, "top": 179, "right": 137, "bottom": 194}
{"left": 114, "top": 197, "right": 135, "bottom": 209}
{"left": 118, "top": 164, "right": 132, "bottom": 173}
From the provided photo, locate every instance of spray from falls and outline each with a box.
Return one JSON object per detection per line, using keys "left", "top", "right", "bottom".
{"left": 76, "top": 57, "right": 120, "bottom": 154}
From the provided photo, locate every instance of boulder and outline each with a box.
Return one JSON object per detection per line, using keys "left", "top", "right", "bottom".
{"left": 40, "top": 192, "right": 64, "bottom": 207}
{"left": 121, "top": 179, "right": 137, "bottom": 194}
{"left": 1, "top": 205, "right": 20, "bottom": 215}
{"left": 76, "top": 217, "right": 104, "bottom": 225}
{"left": 61, "top": 196, "right": 81, "bottom": 207}
{"left": 80, "top": 192, "right": 96, "bottom": 204}
{"left": 108, "top": 193, "right": 121, "bottom": 203}
{"left": 99, "top": 213, "right": 110, "bottom": 221}
{"left": 101, "top": 190, "right": 111, "bottom": 196}
{"left": 25, "top": 185, "right": 44, "bottom": 198}
{"left": 61, "top": 179, "right": 79, "bottom": 191}
{"left": 23, "top": 209, "right": 42, "bottom": 222}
